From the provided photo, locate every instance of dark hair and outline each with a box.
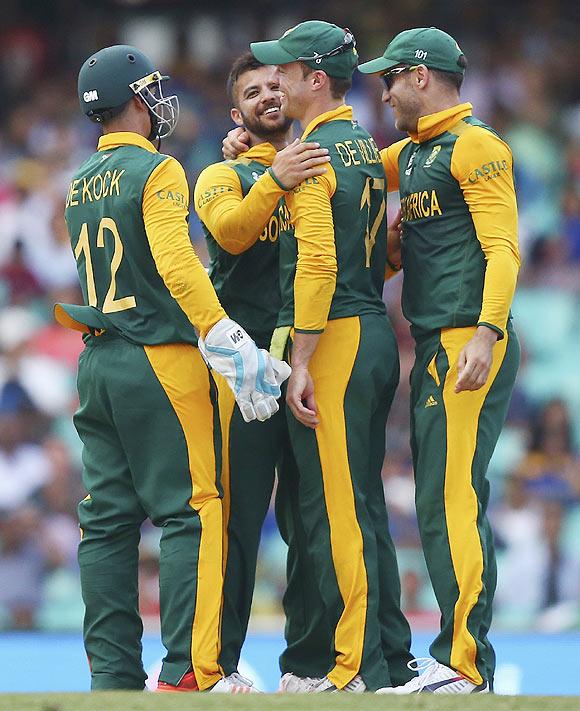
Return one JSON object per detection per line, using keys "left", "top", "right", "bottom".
{"left": 98, "top": 101, "right": 131, "bottom": 126}
{"left": 300, "top": 62, "right": 352, "bottom": 100}
{"left": 226, "top": 51, "right": 265, "bottom": 106}
{"left": 430, "top": 55, "right": 467, "bottom": 93}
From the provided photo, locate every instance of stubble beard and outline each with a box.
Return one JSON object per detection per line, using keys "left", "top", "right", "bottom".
{"left": 242, "top": 111, "right": 293, "bottom": 141}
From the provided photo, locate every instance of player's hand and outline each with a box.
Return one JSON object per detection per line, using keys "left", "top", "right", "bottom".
{"left": 222, "top": 127, "right": 251, "bottom": 160}
{"left": 198, "top": 318, "right": 291, "bottom": 422}
{"left": 270, "top": 139, "right": 330, "bottom": 190}
{"left": 455, "top": 326, "right": 499, "bottom": 393}
{"left": 286, "top": 364, "right": 319, "bottom": 428}
{"left": 387, "top": 208, "right": 403, "bottom": 271}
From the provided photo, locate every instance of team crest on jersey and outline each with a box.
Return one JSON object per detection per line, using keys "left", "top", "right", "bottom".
{"left": 405, "top": 148, "right": 419, "bottom": 176}
{"left": 424, "top": 145, "right": 441, "bottom": 167}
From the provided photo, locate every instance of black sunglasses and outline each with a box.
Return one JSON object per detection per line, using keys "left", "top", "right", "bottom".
{"left": 296, "top": 28, "right": 356, "bottom": 64}
{"left": 380, "top": 65, "right": 419, "bottom": 90}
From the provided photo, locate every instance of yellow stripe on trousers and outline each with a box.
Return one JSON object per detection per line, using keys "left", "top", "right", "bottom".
{"left": 307, "top": 316, "right": 367, "bottom": 689}
{"left": 144, "top": 343, "right": 223, "bottom": 690}
{"left": 440, "top": 326, "right": 509, "bottom": 685}
{"left": 212, "top": 373, "right": 236, "bottom": 660}
{"left": 213, "top": 374, "right": 236, "bottom": 575}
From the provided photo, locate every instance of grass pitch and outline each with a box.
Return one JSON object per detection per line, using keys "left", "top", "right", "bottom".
{"left": 0, "top": 693, "right": 578, "bottom": 711}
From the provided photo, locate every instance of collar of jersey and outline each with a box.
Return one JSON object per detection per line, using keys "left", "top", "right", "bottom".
{"left": 410, "top": 102, "right": 473, "bottom": 143}
{"left": 236, "top": 142, "right": 278, "bottom": 166}
{"left": 301, "top": 104, "right": 353, "bottom": 141}
{"left": 97, "top": 132, "right": 158, "bottom": 153}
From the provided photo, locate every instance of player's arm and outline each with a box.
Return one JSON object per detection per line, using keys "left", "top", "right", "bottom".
{"left": 288, "top": 165, "right": 338, "bottom": 335}
{"left": 143, "top": 156, "right": 290, "bottom": 422}
{"left": 450, "top": 126, "right": 520, "bottom": 392}
{"left": 381, "top": 139, "right": 410, "bottom": 280}
{"left": 194, "top": 162, "right": 286, "bottom": 255}
{"left": 380, "top": 138, "right": 411, "bottom": 193}
{"left": 285, "top": 166, "right": 337, "bottom": 428}
{"left": 142, "top": 156, "right": 226, "bottom": 336}
{"left": 451, "top": 126, "right": 520, "bottom": 339}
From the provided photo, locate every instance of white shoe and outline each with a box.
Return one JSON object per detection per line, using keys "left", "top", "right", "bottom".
{"left": 376, "top": 658, "right": 489, "bottom": 694}
{"left": 308, "top": 674, "right": 366, "bottom": 693}
{"left": 279, "top": 672, "right": 322, "bottom": 693}
{"left": 210, "top": 672, "right": 260, "bottom": 693}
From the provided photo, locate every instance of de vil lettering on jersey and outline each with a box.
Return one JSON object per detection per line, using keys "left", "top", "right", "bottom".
{"left": 334, "top": 137, "right": 381, "bottom": 167}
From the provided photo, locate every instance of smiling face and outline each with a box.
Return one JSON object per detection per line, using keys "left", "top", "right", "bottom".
{"left": 274, "top": 62, "right": 313, "bottom": 122}
{"left": 231, "top": 64, "right": 292, "bottom": 139}
{"left": 381, "top": 67, "right": 423, "bottom": 133}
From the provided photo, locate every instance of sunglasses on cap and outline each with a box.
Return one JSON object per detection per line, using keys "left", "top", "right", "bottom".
{"left": 380, "top": 65, "right": 419, "bottom": 90}
{"left": 296, "top": 28, "right": 356, "bottom": 64}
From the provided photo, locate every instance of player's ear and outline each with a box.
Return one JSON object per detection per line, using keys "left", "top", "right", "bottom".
{"left": 311, "top": 70, "right": 327, "bottom": 93}
{"left": 230, "top": 107, "right": 244, "bottom": 127}
{"left": 415, "top": 65, "right": 429, "bottom": 89}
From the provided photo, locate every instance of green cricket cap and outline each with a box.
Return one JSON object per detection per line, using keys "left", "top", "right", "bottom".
{"left": 358, "top": 27, "right": 466, "bottom": 75}
{"left": 54, "top": 303, "right": 110, "bottom": 334}
{"left": 250, "top": 20, "right": 358, "bottom": 79}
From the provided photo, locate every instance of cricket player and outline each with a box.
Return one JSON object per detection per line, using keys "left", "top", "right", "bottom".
{"left": 193, "top": 51, "right": 330, "bottom": 690}
{"left": 249, "top": 21, "right": 414, "bottom": 692}
{"left": 359, "top": 27, "right": 521, "bottom": 694}
{"left": 56, "top": 44, "right": 288, "bottom": 693}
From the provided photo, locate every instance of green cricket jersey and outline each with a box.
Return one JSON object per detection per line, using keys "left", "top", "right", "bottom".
{"left": 61, "top": 131, "right": 225, "bottom": 343}
{"left": 282, "top": 105, "right": 388, "bottom": 332}
{"left": 382, "top": 103, "right": 519, "bottom": 339}
{"left": 194, "top": 143, "right": 291, "bottom": 349}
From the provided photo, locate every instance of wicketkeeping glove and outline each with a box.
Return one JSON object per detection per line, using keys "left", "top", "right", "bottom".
{"left": 198, "top": 318, "right": 291, "bottom": 423}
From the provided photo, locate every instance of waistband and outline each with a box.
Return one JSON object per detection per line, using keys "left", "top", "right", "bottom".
{"left": 83, "top": 329, "right": 128, "bottom": 346}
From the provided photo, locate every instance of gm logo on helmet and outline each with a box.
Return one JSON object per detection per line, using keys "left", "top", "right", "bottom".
{"left": 83, "top": 90, "right": 99, "bottom": 102}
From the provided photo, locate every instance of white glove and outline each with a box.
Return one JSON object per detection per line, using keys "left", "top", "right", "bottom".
{"left": 198, "top": 318, "right": 291, "bottom": 423}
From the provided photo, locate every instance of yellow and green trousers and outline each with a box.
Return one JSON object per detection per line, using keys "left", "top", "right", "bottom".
{"left": 282, "top": 314, "right": 414, "bottom": 691}
{"left": 74, "top": 333, "right": 223, "bottom": 691}
{"left": 214, "top": 376, "right": 291, "bottom": 676}
{"left": 410, "top": 322, "right": 520, "bottom": 689}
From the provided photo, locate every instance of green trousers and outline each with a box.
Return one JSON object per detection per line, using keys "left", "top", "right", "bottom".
{"left": 283, "top": 314, "right": 414, "bottom": 691}
{"left": 215, "top": 377, "right": 289, "bottom": 676}
{"left": 74, "top": 333, "right": 223, "bottom": 691}
{"left": 410, "top": 323, "right": 520, "bottom": 688}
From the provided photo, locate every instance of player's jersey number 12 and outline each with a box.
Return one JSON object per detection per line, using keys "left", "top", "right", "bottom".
{"left": 74, "top": 217, "right": 137, "bottom": 313}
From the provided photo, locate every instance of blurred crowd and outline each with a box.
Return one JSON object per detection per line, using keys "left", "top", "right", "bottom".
{"left": 1, "top": 0, "right": 580, "bottom": 633}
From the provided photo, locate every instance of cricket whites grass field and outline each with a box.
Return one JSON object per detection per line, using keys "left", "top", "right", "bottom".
{"left": 0, "top": 694, "right": 578, "bottom": 711}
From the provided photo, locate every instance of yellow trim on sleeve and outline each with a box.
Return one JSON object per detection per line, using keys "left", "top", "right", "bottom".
{"left": 450, "top": 125, "right": 520, "bottom": 338}
{"left": 193, "top": 145, "right": 286, "bottom": 255}
{"left": 381, "top": 138, "right": 411, "bottom": 192}
{"left": 143, "top": 157, "right": 226, "bottom": 337}
{"left": 286, "top": 163, "right": 338, "bottom": 332}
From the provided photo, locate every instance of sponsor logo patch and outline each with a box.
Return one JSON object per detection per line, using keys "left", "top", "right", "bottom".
{"left": 468, "top": 159, "right": 509, "bottom": 183}
{"left": 424, "top": 394, "right": 438, "bottom": 408}
{"left": 424, "top": 145, "right": 441, "bottom": 167}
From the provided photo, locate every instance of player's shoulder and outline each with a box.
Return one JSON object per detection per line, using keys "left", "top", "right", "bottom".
{"left": 195, "top": 160, "right": 240, "bottom": 188}
{"left": 381, "top": 137, "right": 413, "bottom": 166}
{"left": 451, "top": 117, "right": 511, "bottom": 154}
